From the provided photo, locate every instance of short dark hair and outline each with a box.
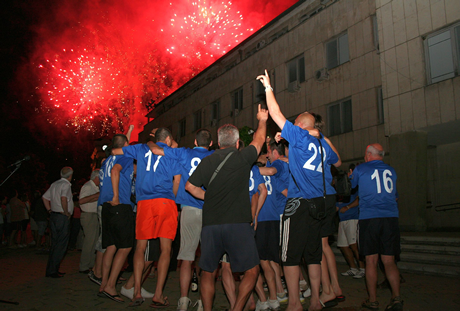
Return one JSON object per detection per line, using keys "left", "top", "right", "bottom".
{"left": 310, "top": 112, "right": 324, "bottom": 132}
{"left": 195, "top": 129, "right": 212, "bottom": 147}
{"left": 348, "top": 163, "right": 356, "bottom": 172}
{"left": 268, "top": 139, "right": 285, "bottom": 156}
{"left": 112, "top": 134, "right": 128, "bottom": 148}
{"left": 155, "top": 127, "right": 172, "bottom": 143}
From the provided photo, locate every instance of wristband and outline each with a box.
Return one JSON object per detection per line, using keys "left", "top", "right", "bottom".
{"left": 265, "top": 85, "right": 273, "bottom": 92}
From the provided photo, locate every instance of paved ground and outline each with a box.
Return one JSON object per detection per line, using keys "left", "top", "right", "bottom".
{"left": 1, "top": 246, "right": 459, "bottom": 310}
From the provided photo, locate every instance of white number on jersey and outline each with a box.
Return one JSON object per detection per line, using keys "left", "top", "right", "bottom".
{"left": 263, "top": 175, "right": 272, "bottom": 195}
{"left": 189, "top": 157, "right": 201, "bottom": 176}
{"left": 303, "top": 143, "right": 326, "bottom": 172}
{"left": 371, "top": 169, "right": 394, "bottom": 194}
{"left": 249, "top": 170, "right": 255, "bottom": 192}
{"left": 145, "top": 150, "right": 162, "bottom": 172}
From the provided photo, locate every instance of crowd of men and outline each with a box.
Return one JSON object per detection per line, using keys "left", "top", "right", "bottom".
{"left": 39, "top": 70, "right": 403, "bottom": 311}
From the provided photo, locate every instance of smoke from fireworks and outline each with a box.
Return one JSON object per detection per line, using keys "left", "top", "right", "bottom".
{"left": 20, "top": 0, "right": 296, "bottom": 142}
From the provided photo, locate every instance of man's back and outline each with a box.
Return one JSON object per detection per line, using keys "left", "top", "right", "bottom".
{"left": 98, "top": 155, "right": 134, "bottom": 206}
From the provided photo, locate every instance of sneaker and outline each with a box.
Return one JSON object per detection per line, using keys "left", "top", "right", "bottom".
{"left": 120, "top": 286, "right": 154, "bottom": 299}
{"left": 362, "top": 299, "right": 379, "bottom": 310}
{"left": 353, "top": 269, "right": 365, "bottom": 279}
{"left": 341, "top": 268, "right": 358, "bottom": 276}
{"left": 268, "top": 299, "right": 280, "bottom": 310}
{"left": 299, "top": 279, "right": 308, "bottom": 291}
{"left": 263, "top": 282, "right": 268, "bottom": 292}
{"left": 88, "top": 271, "right": 102, "bottom": 286}
{"left": 280, "top": 277, "right": 287, "bottom": 293}
{"left": 302, "top": 288, "right": 311, "bottom": 298}
{"left": 276, "top": 293, "right": 288, "bottom": 305}
{"left": 177, "top": 297, "right": 191, "bottom": 311}
{"left": 299, "top": 293, "right": 305, "bottom": 304}
{"left": 255, "top": 300, "right": 270, "bottom": 311}
{"left": 193, "top": 299, "right": 203, "bottom": 311}
{"left": 385, "top": 296, "right": 403, "bottom": 311}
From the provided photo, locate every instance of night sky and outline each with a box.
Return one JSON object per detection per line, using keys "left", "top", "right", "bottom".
{"left": 1, "top": 0, "right": 297, "bottom": 190}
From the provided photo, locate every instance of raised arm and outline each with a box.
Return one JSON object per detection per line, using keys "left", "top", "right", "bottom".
{"left": 249, "top": 104, "right": 268, "bottom": 155}
{"left": 324, "top": 136, "right": 342, "bottom": 167}
{"left": 126, "top": 125, "right": 135, "bottom": 142}
{"left": 147, "top": 141, "right": 165, "bottom": 156}
{"left": 253, "top": 183, "right": 268, "bottom": 230}
{"left": 256, "top": 70, "right": 287, "bottom": 130}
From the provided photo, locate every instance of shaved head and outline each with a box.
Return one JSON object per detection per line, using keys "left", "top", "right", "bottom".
{"left": 294, "top": 112, "right": 315, "bottom": 130}
{"left": 365, "top": 143, "right": 385, "bottom": 162}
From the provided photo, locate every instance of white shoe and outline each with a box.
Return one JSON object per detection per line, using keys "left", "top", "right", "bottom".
{"left": 177, "top": 297, "right": 191, "bottom": 311}
{"left": 255, "top": 300, "right": 270, "bottom": 311}
{"left": 193, "top": 299, "right": 203, "bottom": 311}
{"left": 353, "top": 269, "right": 365, "bottom": 279}
{"left": 268, "top": 299, "right": 280, "bottom": 310}
{"left": 120, "top": 286, "right": 154, "bottom": 299}
{"left": 302, "top": 288, "right": 312, "bottom": 298}
{"left": 299, "top": 292, "right": 305, "bottom": 303}
{"left": 276, "top": 293, "right": 288, "bottom": 305}
{"left": 341, "top": 268, "right": 358, "bottom": 276}
{"left": 299, "top": 279, "right": 308, "bottom": 291}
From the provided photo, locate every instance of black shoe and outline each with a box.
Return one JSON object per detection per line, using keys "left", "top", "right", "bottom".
{"left": 47, "top": 273, "right": 64, "bottom": 278}
{"left": 58, "top": 271, "right": 66, "bottom": 276}
{"left": 79, "top": 270, "right": 90, "bottom": 274}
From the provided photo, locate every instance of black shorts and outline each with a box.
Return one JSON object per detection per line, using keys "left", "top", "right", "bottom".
{"left": 255, "top": 221, "right": 280, "bottom": 263}
{"left": 200, "top": 223, "right": 259, "bottom": 273}
{"left": 320, "top": 195, "right": 337, "bottom": 237}
{"left": 101, "top": 203, "right": 134, "bottom": 249}
{"left": 358, "top": 217, "right": 401, "bottom": 257}
{"left": 281, "top": 198, "right": 322, "bottom": 266}
{"left": 145, "top": 238, "right": 160, "bottom": 262}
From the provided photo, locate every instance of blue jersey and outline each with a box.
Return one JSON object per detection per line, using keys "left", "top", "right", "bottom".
{"left": 249, "top": 165, "right": 265, "bottom": 199}
{"left": 281, "top": 121, "right": 338, "bottom": 199}
{"left": 164, "top": 146, "right": 214, "bottom": 209}
{"left": 351, "top": 160, "right": 398, "bottom": 219}
{"left": 257, "top": 160, "right": 289, "bottom": 222}
{"left": 336, "top": 178, "right": 359, "bottom": 221}
{"left": 98, "top": 156, "right": 134, "bottom": 207}
{"left": 122, "top": 142, "right": 181, "bottom": 202}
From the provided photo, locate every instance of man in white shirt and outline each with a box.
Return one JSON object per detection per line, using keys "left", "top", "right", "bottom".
{"left": 43, "top": 167, "right": 74, "bottom": 278}
{"left": 79, "top": 170, "right": 100, "bottom": 273}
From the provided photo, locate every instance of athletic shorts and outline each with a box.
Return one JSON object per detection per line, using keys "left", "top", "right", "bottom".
{"left": 36, "top": 221, "right": 48, "bottom": 236}
{"left": 337, "top": 219, "right": 358, "bottom": 247}
{"left": 145, "top": 238, "right": 160, "bottom": 262}
{"left": 358, "top": 217, "right": 401, "bottom": 257}
{"left": 101, "top": 203, "right": 135, "bottom": 249}
{"left": 280, "top": 198, "right": 322, "bottom": 266}
{"left": 255, "top": 221, "right": 280, "bottom": 263}
{"left": 177, "top": 205, "right": 202, "bottom": 261}
{"left": 136, "top": 198, "right": 178, "bottom": 240}
{"left": 20, "top": 219, "right": 29, "bottom": 231}
{"left": 200, "top": 223, "right": 259, "bottom": 273}
{"left": 320, "top": 195, "right": 337, "bottom": 237}
{"left": 30, "top": 218, "right": 38, "bottom": 231}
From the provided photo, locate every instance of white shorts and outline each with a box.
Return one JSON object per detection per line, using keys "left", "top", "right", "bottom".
{"left": 177, "top": 205, "right": 202, "bottom": 261}
{"left": 337, "top": 219, "right": 359, "bottom": 247}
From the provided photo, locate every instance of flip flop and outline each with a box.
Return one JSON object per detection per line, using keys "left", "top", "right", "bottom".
{"left": 149, "top": 297, "right": 169, "bottom": 308}
{"left": 128, "top": 298, "right": 145, "bottom": 307}
{"left": 336, "top": 295, "right": 346, "bottom": 302}
{"left": 97, "top": 291, "right": 105, "bottom": 298}
{"left": 320, "top": 298, "right": 338, "bottom": 308}
{"left": 102, "top": 291, "right": 124, "bottom": 303}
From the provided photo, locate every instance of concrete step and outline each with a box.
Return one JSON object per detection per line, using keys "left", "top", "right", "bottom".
{"left": 397, "top": 261, "right": 460, "bottom": 277}
{"left": 401, "top": 244, "right": 460, "bottom": 256}
{"left": 400, "top": 235, "right": 460, "bottom": 247}
{"left": 400, "top": 252, "right": 460, "bottom": 267}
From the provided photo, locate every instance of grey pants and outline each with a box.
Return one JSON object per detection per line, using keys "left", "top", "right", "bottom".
{"left": 79, "top": 212, "right": 99, "bottom": 271}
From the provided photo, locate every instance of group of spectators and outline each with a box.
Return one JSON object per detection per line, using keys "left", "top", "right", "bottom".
{"left": 36, "top": 70, "right": 403, "bottom": 311}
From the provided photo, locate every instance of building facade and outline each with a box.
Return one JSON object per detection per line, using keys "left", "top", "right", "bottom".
{"left": 141, "top": 0, "right": 460, "bottom": 231}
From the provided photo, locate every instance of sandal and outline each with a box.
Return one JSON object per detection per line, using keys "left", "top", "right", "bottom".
{"left": 149, "top": 297, "right": 169, "bottom": 308}
{"left": 386, "top": 296, "right": 403, "bottom": 311}
{"left": 362, "top": 299, "right": 379, "bottom": 310}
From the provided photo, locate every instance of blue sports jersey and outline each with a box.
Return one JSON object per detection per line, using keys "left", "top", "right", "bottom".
{"left": 98, "top": 155, "right": 134, "bottom": 207}
{"left": 249, "top": 165, "right": 265, "bottom": 199}
{"left": 122, "top": 142, "right": 181, "bottom": 202}
{"left": 257, "top": 159, "right": 289, "bottom": 222}
{"left": 336, "top": 178, "right": 359, "bottom": 221}
{"left": 281, "top": 121, "right": 338, "bottom": 199}
{"left": 164, "top": 146, "right": 214, "bottom": 208}
{"left": 351, "top": 160, "right": 398, "bottom": 219}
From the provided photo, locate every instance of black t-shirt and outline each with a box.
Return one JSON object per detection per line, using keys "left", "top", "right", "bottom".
{"left": 31, "top": 197, "right": 48, "bottom": 221}
{"left": 188, "top": 145, "right": 257, "bottom": 227}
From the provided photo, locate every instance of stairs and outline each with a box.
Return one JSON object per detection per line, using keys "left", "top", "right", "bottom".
{"left": 332, "top": 233, "right": 460, "bottom": 277}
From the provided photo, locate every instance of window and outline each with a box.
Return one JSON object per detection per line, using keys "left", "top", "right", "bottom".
{"left": 211, "top": 100, "right": 220, "bottom": 126}
{"left": 377, "top": 87, "right": 384, "bottom": 124}
{"left": 255, "top": 80, "right": 266, "bottom": 102}
{"left": 372, "top": 15, "right": 379, "bottom": 51}
{"left": 326, "top": 32, "right": 349, "bottom": 69}
{"left": 328, "top": 99, "right": 352, "bottom": 136}
{"left": 179, "top": 118, "right": 186, "bottom": 138}
{"left": 193, "top": 110, "right": 201, "bottom": 131}
{"left": 425, "top": 24, "right": 460, "bottom": 84}
{"left": 287, "top": 55, "right": 305, "bottom": 91}
{"left": 232, "top": 88, "right": 243, "bottom": 114}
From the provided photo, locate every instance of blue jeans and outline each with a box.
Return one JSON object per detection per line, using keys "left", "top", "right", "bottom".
{"left": 46, "top": 213, "right": 70, "bottom": 276}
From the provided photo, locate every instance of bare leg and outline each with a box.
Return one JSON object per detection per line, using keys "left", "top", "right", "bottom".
{"left": 270, "top": 261, "right": 285, "bottom": 295}
{"left": 349, "top": 244, "right": 365, "bottom": 269}
{"left": 132, "top": 239, "right": 147, "bottom": 300}
{"left": 339, "top": 246, "right": 357, "bottom": 269}
{"left": 365, "top": 254, "right": 379, "bottom": 302}
{"left": 319, "top": 253, "right": 335, "bottom": 303}
{"left": 322, "top": 237, "right": 342, "bottom": 296}
{"left": 381, "top": 255, "right": 400, "bottom": 298}
{"left": 307, "top": 264, "right": 322, "bottom": 311}
{"left": 124, "top": 260, "right": 153, "bottom": 289}
{"left": 99, "top": 245, "right": 116, "bottom": 292}
{"left": 260, "top": 260, "right": 277, "bottom": 300}
{"left": 254, "top": 273, "right": 267, "bottom": 302}
{"left": 93, "top": 250, "right": 104, "bottom": 278}
{"left": 233, "top": 265, "right": 259, "bottom": 311}
{"left": 152, "top": 237, "right": 172, "bottom": 304}
{"left": 221, "top": 262, "right": 236, "bottom": 309}
{"left": 180, "top": 260, "right": 192, "bottom": 297}
{"left": 103, "top": 247, "right": 132, "bottom": 298}
{"left": 201, "top": 270, "right": 217, "bottom": 311}
{"left": 283, "top": 265, "right": 302, "bottom": 311}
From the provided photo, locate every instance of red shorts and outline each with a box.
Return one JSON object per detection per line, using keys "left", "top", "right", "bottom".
{"left": 136, "top": 198, "right": 178, "bottom": 240}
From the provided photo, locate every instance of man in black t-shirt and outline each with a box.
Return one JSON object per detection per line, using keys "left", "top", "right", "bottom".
{"left": 186, "top": 105, "right": 268, "bottom": 311}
